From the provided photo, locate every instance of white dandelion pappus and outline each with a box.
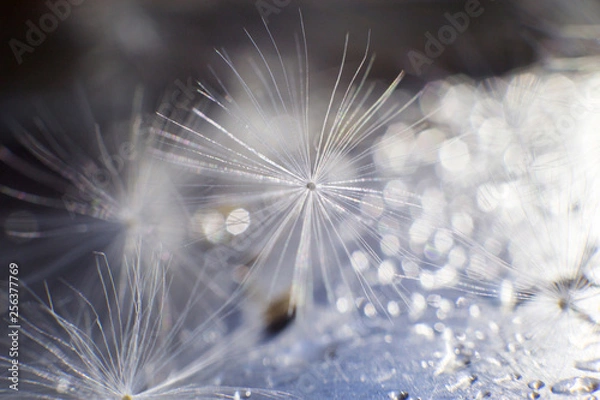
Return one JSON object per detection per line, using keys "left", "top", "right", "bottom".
{"left": 412, "top": 71, "right": 581, "bottom": 288}
{"left": 0, "top": 90, "right": 188, "bottom": 283}
{"left": 0, "top": 250, "right": 292, "bottom": 400}
{"left": 153, "top": 16, "right": 431, "bottom": 316}
{"left": 445, "top": 123, "right": 600, "bottom": 346}
{"left": 415, "top": 67, "right": 600, "bottom": 328}
{"left": 405, "top": 69, "right": 600, "bottom": 396}
{"left": 472, "top": 199, "right": 600, "bottom": 395}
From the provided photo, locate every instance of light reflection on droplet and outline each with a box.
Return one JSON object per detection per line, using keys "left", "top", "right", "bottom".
{"left": 451, "top": 211, "right": 473, "bottom": 236}
{"left": 191, "top": 209, "right": 226, "bottom": 243}
{"left": 381, "top": 234, "right": 400, "bottom": 256}
{"left": 434, "top": 229, "right": 454, "bottom": 254}
{"left": 378, "top": 260, "right": 396, "bottom": 285}
{"left": 387, "top": 301, "right": 400, "bottom": 317}
{"left": 351, "top": 251, "right": 369, "bottom": 273}
{"left": 364, "top": 302, "right": 377, "bottom": 318}
{"left": 410, "top": 293, "right": 427, "bottom": 320}
{"left": 439, "top": 138, "right": 471, "bottom": 172}
{"left": 401, "top": 259, "right": 420, "bottom": 279}
{"left": 336, "top": 297, "right": 350, "bottom": 313}
{"left": 226, "top": 208, "right": 250, "bottom": 235}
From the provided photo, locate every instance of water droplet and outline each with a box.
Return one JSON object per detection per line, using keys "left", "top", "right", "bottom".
{"left": 475, "top": 391, "right": 491, "bottom": 399}
{"left": 528, "top": 380, "right": 545, "bottom": 390}
{"left": 378, "top": 260, "right": 397, "bottom": 285}
{"left": 439, "top": 138, "right": 470, "bottom": 172}
{"left": 387, "top": 301, "right": 400, "bottom": 317}
{"left": 296, "top": 372, "right": 317, "bottom": 393}
{"left": 388, "top": 390, "right": 409, "bottom": 400}
{"left": 363, "top": 302, "right": 377, "bottom": 318}
{"left": 434, "top": 322, "right": 446, "bottom": 333}
{"left": 233, "top": 389, "right": 251, "bottom": 399}
{"left": 527, "top": 392, "right": 540, "bottom": 399}
{"left": 576, "top": 359, "right": 600, "bottom": 373}
{"left": 226, "top": 208, "right": 250, "bottom": 235}
{"left": 336, "top": 297, "right": 350, "bottom": 313}
{"left": 451, "top": 211, "right": 473, "bottom": 236}
{"left": 55, "top": 378, "right": 70, "bottom": 394}
{"left": 414, "top": 323, "right": 434, "bottom": 340}
{"left": 551, "top": 377, "right": 600, "bottom": 395}
{"left": 446, "top": 373, "right": 477, "bottom": 392}
{"left": 469, "top": 304, "right": 481, "bottom": 318}
{"left": 427, "top": 294, "right": 442, "bottom": 308}
{"left": 494, "top": 372, "right": 522, "bottom": 384}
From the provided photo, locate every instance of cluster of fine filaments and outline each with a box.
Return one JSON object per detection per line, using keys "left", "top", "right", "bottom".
{"left": 4, "top": 12, "right": 600, "bottom": 399}
{"left": 0, "top": 249, "right": 289, "bottom": 399}
{"left": 153, "top": 24, "right": 434, "bottom": 315}
{"left": 413, "top": 70, "right": 600, "bottom": 394}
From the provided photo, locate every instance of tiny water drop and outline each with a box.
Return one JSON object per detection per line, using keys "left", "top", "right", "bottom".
{"left": 388, "top": 390, "right": 409, "bottom": 400}
{"left": 528, "top": 380, "right": 545, "bottom": 390}
{"left": 233, "top": 390, "right": 252, "bottom": 400}
{"left": 576, "top": 359, "right": 600, "bottom": 373}
{"left": 551, "top": 377, "right": 600, "bottom": 395}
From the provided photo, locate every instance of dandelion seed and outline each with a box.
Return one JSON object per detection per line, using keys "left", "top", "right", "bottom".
{"left": 0, "top": 249, "right": 290, "bottom": 399}
{"left": 405, "top": 67, "right": 600, "bottom": 399}
{"left": 0, "top": 90, "right": 190, "bottom": 286}
{"left": 153, "top": 14, "right": 433, "bottom": 314}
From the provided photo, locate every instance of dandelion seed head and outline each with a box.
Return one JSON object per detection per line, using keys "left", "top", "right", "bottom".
{"left": 1, "top": 98, "right": 190, "bottom": 284}
{"left": 5, "top": 249, "right": 277, "bottom": 399}
{"left": 155, "top": 17, "right": 429, "bottom": 313}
